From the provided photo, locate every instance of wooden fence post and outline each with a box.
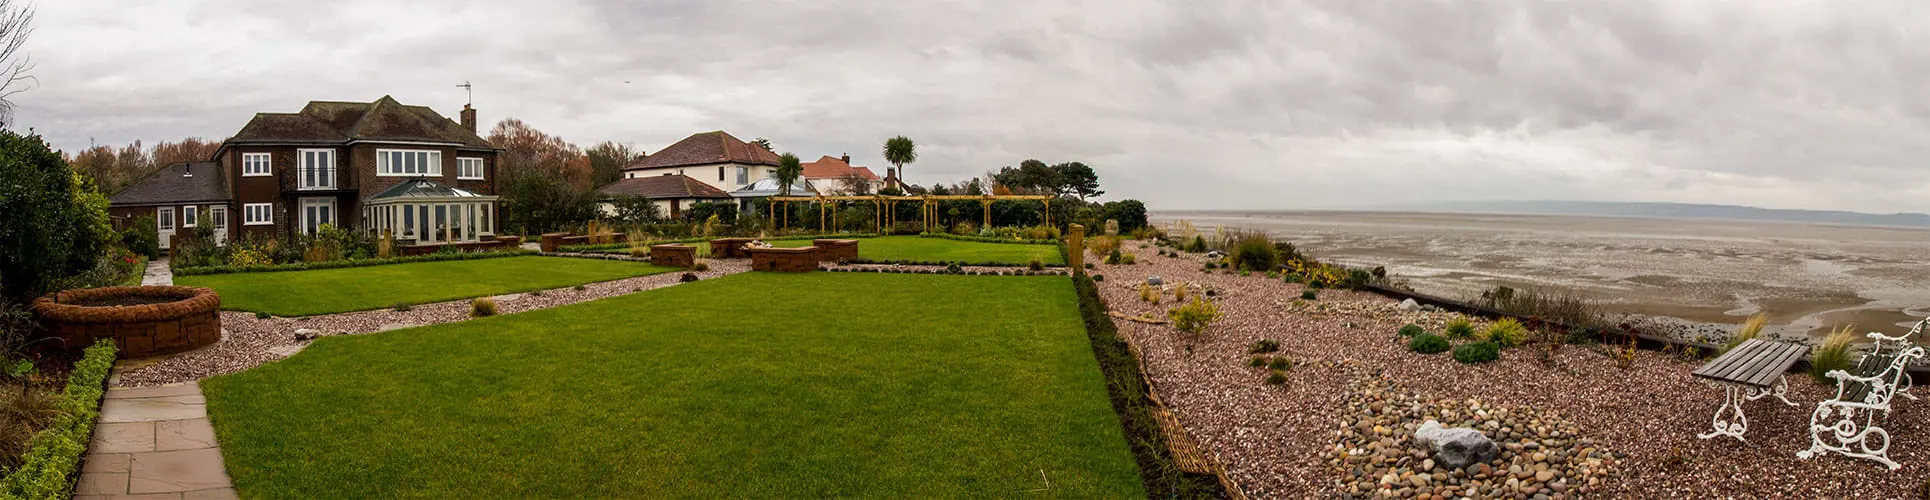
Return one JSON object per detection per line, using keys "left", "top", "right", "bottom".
{"left": 1068, "top": 224, "right": 1086, "bottom": 274}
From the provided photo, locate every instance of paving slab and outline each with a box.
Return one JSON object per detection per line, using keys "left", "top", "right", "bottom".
{"left": 156, "top": 419, "right": 218, "bottom": 451}
{"left": 129, "top": 448, "right": 232, "bottom": 494}
{"left": 183, "top": 487, "right": 240, "bottom": 500}
{"left": 99, "top": 396, "right": 206, "bottom": 423}
{"left": 81, "top": 452, "right": 131, "bottom": 474}
{"left": 90, "top": 422, "right": 155, "bottom": 453}
{"left": 72, "top": 471, "right": 127, "bottom": 495}
{"left": 106, "top": 383, "right": 201, "bottom": 400}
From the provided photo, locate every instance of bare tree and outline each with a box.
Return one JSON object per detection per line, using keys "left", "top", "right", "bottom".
{"left": 0, "top": 0, "right": 34, "bottom": 127}
{"left": 837, "top": 173, "right": 873, "bottom": 195}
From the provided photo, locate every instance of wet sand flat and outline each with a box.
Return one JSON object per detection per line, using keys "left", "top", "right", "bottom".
{"left": 1156, "top": 210, "right": 1930, "bottom": 344}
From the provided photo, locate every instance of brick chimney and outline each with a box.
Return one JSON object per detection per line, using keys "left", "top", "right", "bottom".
{"left": 460, "top": 104, "right": 477, "bottom": 133}
{"left": 840, "top": 153, "right": 850, "bottom": 164}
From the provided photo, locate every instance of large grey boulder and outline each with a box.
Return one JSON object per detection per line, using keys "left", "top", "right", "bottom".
{"left": 1145, "top": 276, "right": 1163, "bottom": 287}
{"left": 1398, "top": 298, "right": 1422, "bottom": 312}
{"left": 1413, "top": 420, "right": 1498, "bottom": 470}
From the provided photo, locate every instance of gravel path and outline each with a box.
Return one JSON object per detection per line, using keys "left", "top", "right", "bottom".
{"left": 115, "top": 260, "right": 748, "bottom": 387}
{"left": 1091, "top": 241, "right": 1927, "bottom": 498}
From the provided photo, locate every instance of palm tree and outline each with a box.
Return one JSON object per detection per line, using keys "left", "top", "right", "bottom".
{"left": 775, "top": 152, "right": 802, "bottom": 195}
{"left": 883, "top": 136, "right": 917, "bottom": 186}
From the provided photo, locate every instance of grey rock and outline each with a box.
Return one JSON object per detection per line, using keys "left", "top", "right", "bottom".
{"left": 292, "top": 328, "right": 321, "bottom": 341}
{"left": 1146, "top": 276, "right": 1163, "bottom": 286}
{"left": 1399, "top": 298, "right": 1422, "bottom": 312}
{"left": 1414, "top": 420, "right": 1500, "bottom": 470}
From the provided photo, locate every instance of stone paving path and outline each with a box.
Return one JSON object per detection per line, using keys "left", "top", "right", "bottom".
{"left": 140, "top": 258, "right": 172, "bottom": 286}
{"left": 74, "top": 382, "right": 236, "bottom": 499}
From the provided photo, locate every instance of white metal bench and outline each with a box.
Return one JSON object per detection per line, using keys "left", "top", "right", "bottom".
{"left": 1796, "top": 318, "right": 1925, "bottom": 470}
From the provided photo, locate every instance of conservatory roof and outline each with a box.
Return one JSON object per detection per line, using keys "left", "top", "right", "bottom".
{"left": 731, "top": 177, "right": 819, "bottom": 198}
{"left": 366, "top": 178, "right": 497, "bottom": 202}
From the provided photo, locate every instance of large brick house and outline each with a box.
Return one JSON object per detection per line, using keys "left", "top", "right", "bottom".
{"left": 110, "top": 95, "right": 502, "bottom": 247}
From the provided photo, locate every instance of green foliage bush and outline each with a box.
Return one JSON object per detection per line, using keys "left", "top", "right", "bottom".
{"left": 393, "top": 302, "right": 413, "bottom": 312}
{"left": 119, "top": 217, "right": 161, "bottom": 260}
{"left": 0, "top": 131, "right": 114, "bottom": 301}
{"left": 1444, "top": 317, "right": 1476, "bottom": 340}
{"left": 1300, "top": 290, "right": 1318, "bottom": 301}
{"left": 1482, "top": 318, "right": 1529, "bottom": 348}
{"left": 1263, "top": 371, "right": 1288, "bottom": 385}
{"left": 254, "top": 311, "right": 271, "bottom": 319}
{"left": 1408, "top": 334, "right": 1451, "bottom": 354}
{"left": 1452, "top": 341, "right": 1501, "bottom": 364}
{"left": 1248, "top": 339, "right": 1280, "bottom": 354}
{"left": 0, "top": 339, "right": 115, "bottom": 498}
{"left": 1167, "top": 297, "right": 1222, "bottom": 337}
{"left": 1092, "top": 274, "right": 1104, "bottom": 282}
{"left": 1267, "top": 357, "right": 1293, "bottom": 371}
{"left": 1230, "top": 236, "right": 1278, "bottom": 272}
{"left": 1248, "top": 356, "right": 1267, "bottom": 367}
{"left": 1342, "top": 269, "right": 1372, "bottom": 290}
{"left": 1398, "top": 324, "right": 1425, "bottom": 338}
{"left": 1185, "top": 235, "right": 1207, "bottom": 253}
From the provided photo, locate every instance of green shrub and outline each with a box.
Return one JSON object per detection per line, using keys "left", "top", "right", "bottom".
{"left": 1186, "top": 235, "right": 1207, "bottom": 253}
{"left": 172, "top": 249, "right": 538, "bottom": 276}
{"left": 1444, "top": 317, "right": 1476, "bottom": 340}
{"left": 1267, "top": 357, "right": 1292, "bottom": 371}
{"left": 1398, "top": 324, "right": 1425, "bottom": 337}
{"left": 1106, "top": 247, "right": 1123, "bottom": 265}
{"left": 1167, "top": 297, "right": 1222, "bottom": 338}
{"left": 1249, "top": 340, "right": 1279, "bottom": 354}
{"left": 1263, "top": 371, "right": 1288, "bottom": 385}
{"left": 119, "top": 218, "right": 161, "bottom": 260}
{"left": 254, "top": 311, "right": 271, "bottom": 320}
{"left": 1481, "top": 318, "right": 1528, "bottom": 348}
{"left": 1809, "top": 325, "right": 1856, "bottom": 382}
{"left": 0, "top": 339, "right": 115, "bottom": 498}
{"left": 1300, "top": 290, "right": 1317, "bottom": 301}
{"left": 393, "top": 302, "right": 413, "bottom": 312}
{"left": 1092, "top": 274, "right": 1104, "bottom": 282}
{"left": 1120, "top": 253, "right": 1136, "bottom": 265}
{"left": 471, "top": 297, "right": 497, "bottom": 318}
{"left": 1409, "top": 334, "right": 1451, "bottom": 354}
{"left": 572, "top": 284, "right": 587, "bottom": 291}
{"left": 1266, "top": 271, "right": 1279, "bottom": 279}
{"left": 1230, "top": 236, "right": 1278, "bottom": 272}
{"left": 1248, "top": 356, "right": 1267, "bottom": 367}
{"left": 1028, "top": 257, "right": 1045, "bottom": 271}
{"left": 1343, "top": 269, "right": 1372, "bottom": 290}
{"left": 0, "top": 131, "right": 114, "bottom": 302}
{"left": 1452, "top": 341, "right": 1501, "bottom": 364}
{"left": 1239, "top": 270, "right": 1250, "bottom": 277}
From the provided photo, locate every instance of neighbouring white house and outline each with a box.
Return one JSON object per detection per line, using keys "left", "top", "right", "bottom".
{"left": 595, "top": 174, "right": 735, "bottom": 220}
{"left": 799, "top": 154, "right": 884, "bottom": 195}
{"left": 620, "top": 131, "right": 782, "bottom": 193}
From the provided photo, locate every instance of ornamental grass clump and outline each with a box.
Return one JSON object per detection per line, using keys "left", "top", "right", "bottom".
{"left": 1481, "top": 318, "right": 1528, "bottom": 348}
{"left": 1230, "top": 235, "right": 1278, "bottom": 272}
{"left": 1248, "top": 356, "right": 1267, "bottom": 367}
{"left": 1408, "top": 333, "right": 1450, "bottom": 354}
{"left": 1138, "top": 283, "right": 1161, "bottom": 304}
{"left": 1443, "top": 316, "right": 1476, "bottom": 340}
{"left": 1174, "top": 283, "right": 1189, "bottom": 302}
{"left": 1720, "top": 313, "right": 1768, "bottom": 355}
{"left": 470, "top": 297, "right": 497, "bottom": 318}
{"left": 1264, "top": 371, "right": 1288, "bottom": 385}
{"left": 1809, "top": 324, "right": 1858, "bottom": 383}
{"left": 1452, "top": 341, "right": 1501, "bottom": 364}
{"left": 1267, "top": 357, "right": 1293, "bottom": 371}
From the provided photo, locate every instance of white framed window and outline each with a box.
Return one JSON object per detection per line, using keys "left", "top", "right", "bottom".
{"left": 182, "top": 206, "right": 198, "bottom": 227}
{"left": 243, "top": 203, "right": 273, "bottom": 225}
{"left": 377, "top": 149, "right": 442, "bottom": 176}
{"left": 210, "top": 206, "right": 227, "bottom": 230}
{"left": 157, "top": 207, "right": 175, "bottom": 231}
{"left": 457, "top": 157, "right": 484, "bottom": 180}
{"left": 299, "top": 198, "right": 336, "bottom": 236}
{"left": 298, "top": 149, "right": 336, "bottom": 189}
{"left": 242, "top": 153, "right": 272, "bottom": 176}
{"left": 736, "top": 166, "right": 748, "bottom": 185}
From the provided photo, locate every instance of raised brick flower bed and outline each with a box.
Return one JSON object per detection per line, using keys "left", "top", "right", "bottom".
{"left": 32, "top": 286, "right": 221, "bottom": 357}
{"left": 651, "top": 244, "right": 696, "bottom": 268}
{"left": 710, "top": 238, "right": 754, "bottom": 259}
{"left": 747, "top": 246, "right": 819, "bottom": 272}
{"left": 812, "top": 239, "right": 859, "bottom": 262}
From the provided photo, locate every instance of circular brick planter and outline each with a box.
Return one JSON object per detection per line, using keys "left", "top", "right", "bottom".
{"left": 32, "top": 286, "right": 222, "bottom": 357}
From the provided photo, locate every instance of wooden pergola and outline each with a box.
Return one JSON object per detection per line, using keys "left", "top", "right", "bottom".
{"left": 766, "top": 194, "right": 1057, "bottom": 232}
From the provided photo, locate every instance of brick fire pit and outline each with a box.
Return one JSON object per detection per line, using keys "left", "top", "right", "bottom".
{"left": 32, "top": 286, "right": 221, "bottom": 358}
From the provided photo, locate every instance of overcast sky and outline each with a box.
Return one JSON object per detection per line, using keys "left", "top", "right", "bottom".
{"left": 14, "top": 1, "right": 1930, "bottom": 213}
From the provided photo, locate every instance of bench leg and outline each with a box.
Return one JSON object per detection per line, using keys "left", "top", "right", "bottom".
{"left": 1745, "top": 375, "right": 1797, "bottom": 406}
{"left": 1698, "top": 385, "right": 1749, "bottom": 443}
{"left": 1798, "top": 403, "right": 1901, "bottom": 470}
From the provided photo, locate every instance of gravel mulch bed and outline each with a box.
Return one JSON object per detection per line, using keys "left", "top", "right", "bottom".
{"left": 1093, "top": 241, "right": 1928, "bottom": 498}
{"left": 114, "top": 260, "right": 749, "bottom": 387}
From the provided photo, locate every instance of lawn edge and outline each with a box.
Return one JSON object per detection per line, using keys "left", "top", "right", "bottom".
{"left": 196, "top": 259, "right": 682, "bottom": 317}
{"left": 1071, "top": 273, "right": 1229, "bottom": 499}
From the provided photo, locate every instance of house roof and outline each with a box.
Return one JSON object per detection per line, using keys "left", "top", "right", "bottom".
{"left": 109, "top": 162, "right": 230, "bottom": 207}
{"left": 367, "top": 178, "right": 493, "bottom": 202}
{"left": 227, "top": 95, "right": 491, "bottom": 148}
{"left": 800, "top": 155, "right": 880, "bottom": 181}
{"left": 625, "top": 131, "right": 780, "bottom": 171}
{"left": 597, "top": 174, "right": 734, "bottom": 199}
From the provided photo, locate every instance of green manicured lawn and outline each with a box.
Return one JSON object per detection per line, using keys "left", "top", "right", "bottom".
{"left": 176, "top": 256, "right": 677, "bottom": 316}
{"left": 203, "top": 273, "right": 1141, "bottom": 498}
{"left": 772, "top": 236, "right": 1064, "bottom": 265}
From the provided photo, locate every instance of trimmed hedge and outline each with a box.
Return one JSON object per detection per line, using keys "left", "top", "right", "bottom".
{"left": 1408, "top": 334, "right": 1451, "bottom": 354}
{"left": 0, "top": 339, "right": 117, "bottom": 498}
{"left": 1071, "top": 274, "right": 1224, "bottom": 497}
{"left": 173, "top": 249, "right": 537, "bottom": 276}
{"left": 917, "top": 232, "right": 1059, "bottom": 245}
{"left": 564, "top": 233, "right": 878, "bottom": 253}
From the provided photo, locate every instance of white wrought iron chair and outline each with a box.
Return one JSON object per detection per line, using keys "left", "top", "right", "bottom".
{"left": 1796, "top": 318, "right": 1925, "bottom": 470}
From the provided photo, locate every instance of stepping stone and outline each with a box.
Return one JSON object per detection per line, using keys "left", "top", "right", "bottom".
{"left": 267, "top": 344, "right": 307, "bottom": 358}
{"left": 81, "top": 452, "right": 131, "bottom": 474}
{"left": 157, "top": 419, "right": 219, "bottom": 451}
{"left": 89, "top": 422, "right": 154, "bottom": 453}
{"left": 377, "top": 323, "right": 419, "bottom": 332}
{"left": 100, "top": 396, "right": 205, "bottom": 423}
{"left": 72, "top": 471, "right": 127, "bottom": 495}
{"left": 106, "top": 383, "right": 200, "bottom": 400}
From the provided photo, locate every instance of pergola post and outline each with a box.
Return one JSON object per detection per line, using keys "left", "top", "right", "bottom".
{"left": 981, "top": 200, "right": 991, "bottom": 228}
{"left": 1043, "top": 198, "right": 1052, "bottom": 227}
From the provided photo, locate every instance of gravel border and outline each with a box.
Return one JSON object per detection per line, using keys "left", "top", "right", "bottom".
{"left": 1092, "top": 241, "right": 1927, "bottom": 498}
{"left": 114, "top": 260, "right": 748, "bottom": 387}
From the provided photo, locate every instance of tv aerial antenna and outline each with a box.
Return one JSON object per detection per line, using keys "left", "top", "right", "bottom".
{"left": 456, "top": 81, "right": 472, "bottom": 106}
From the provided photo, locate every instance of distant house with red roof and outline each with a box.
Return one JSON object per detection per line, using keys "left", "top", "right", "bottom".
{"left": 594, "top": 173, "right": 734, "bottom": 219}
{"left": 619, "top": 131, "right": 781, "bottom": 193}
{"left": 800, "top": 154, "right": 884, "bottom": 195}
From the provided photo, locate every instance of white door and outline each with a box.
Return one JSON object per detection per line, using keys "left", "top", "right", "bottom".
{"left": 300, "top": 198, "right": 336, "bottom": 236}
{"left": 156, "top": 207, "right": 176, "bottom": 249}
{"left": 209, "top": 206, "right": 229, "bottom": 244}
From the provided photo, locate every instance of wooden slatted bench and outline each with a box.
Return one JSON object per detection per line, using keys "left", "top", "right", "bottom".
{"left": 1797, "top": 319, "right": 1926, "bottom": 470}
{"left": 1691, "top": 339, "right": 1807, "bottom": 443}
